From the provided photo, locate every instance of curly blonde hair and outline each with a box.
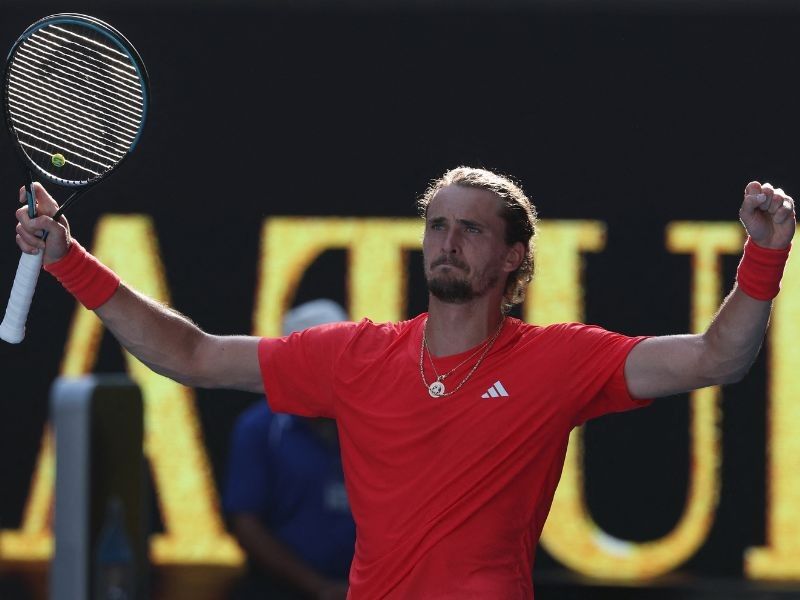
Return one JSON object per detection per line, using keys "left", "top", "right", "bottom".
{"left": 417, "top": 166, "right": 538, "bottom": 313}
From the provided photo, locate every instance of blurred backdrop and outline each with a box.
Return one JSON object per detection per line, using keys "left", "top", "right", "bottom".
{"left": 2, "top": 0, "right": 800, "bottom": 598}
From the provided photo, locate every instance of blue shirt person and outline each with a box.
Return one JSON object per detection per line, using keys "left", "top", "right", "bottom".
{"left": 223, "top": 300, "right": 354, "bottom": 600}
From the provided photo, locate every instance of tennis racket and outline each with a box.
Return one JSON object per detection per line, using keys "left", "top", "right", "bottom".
{"left": 0, "top": 13, "right": 149, "bottom": 343}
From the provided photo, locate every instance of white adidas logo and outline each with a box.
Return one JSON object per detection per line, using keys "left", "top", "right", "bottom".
{"left": 481, "top": 380, "right": 509, "bottom": 398}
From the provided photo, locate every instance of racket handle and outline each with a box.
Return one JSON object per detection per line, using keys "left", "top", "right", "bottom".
{"left": 0, "top": 251, "right": 43, "bottom": 344}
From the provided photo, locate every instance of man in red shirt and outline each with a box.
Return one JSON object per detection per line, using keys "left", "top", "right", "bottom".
{"left": 12, "top": 167, "right": 794, "bottom": 598}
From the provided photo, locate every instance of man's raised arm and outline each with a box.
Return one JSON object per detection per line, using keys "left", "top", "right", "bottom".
{"left": 14, "top": 183, "right": 263, "bottom": 393}
{"left": 625, "top": 181, "right": 794, "bottom": 400}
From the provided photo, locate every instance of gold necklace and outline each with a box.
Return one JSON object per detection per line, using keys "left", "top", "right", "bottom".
{"left": 419, "top": 317, "right": 505, "bottom": 398}
{"left": 425, "top": 336, "right": 491, "bottom": 383}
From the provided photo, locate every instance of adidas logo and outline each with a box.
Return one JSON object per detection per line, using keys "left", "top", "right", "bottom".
{"left": 481, "top": 380, "right": 509, "bottom": 398}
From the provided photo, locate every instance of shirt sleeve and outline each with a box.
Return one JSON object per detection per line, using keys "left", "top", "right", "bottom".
{"left": 561, "top": 324, "right": 653, "bottom": 428}
{"left": 223, "top": 402, "right": 273, "bottom": 515}
{"left": 258, "top": 321, "right": 360, "bottom": 418}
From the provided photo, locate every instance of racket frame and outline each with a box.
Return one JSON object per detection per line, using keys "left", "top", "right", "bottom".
{"left": 3, "top": 13, "right": 150, "bottom": 203}
{"left": 0, "top": 13, "right": 150, "bottom": 343}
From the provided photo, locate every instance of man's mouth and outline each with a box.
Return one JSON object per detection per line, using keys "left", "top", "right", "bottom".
{"left": 431, "top": 257, "right": 467, "bottom": 271}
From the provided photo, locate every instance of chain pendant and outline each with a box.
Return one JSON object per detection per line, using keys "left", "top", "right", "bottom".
{"left": 420, "top": 317, "right": 506, "bottom": 399}
{"left": 428, "top": 380, "right": 445, "bottom": 397}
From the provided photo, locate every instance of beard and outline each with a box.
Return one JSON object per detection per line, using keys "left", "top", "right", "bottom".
{"left": 427, "top": 275, "right": 477, "bottom": 303}
{"left": 425, "top": 257, "right": 498, "bottom": 304}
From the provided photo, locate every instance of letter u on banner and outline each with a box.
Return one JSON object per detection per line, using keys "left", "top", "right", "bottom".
{"left": 534, "top": 222, "right": 740, "bottom": 579}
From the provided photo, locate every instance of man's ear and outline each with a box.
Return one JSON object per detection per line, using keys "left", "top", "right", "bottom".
{"left": 503, "top": 242, "right": 526, "bottom": 273}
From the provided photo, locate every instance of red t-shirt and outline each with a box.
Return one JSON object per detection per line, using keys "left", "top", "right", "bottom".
{"left": 258, "top": 314, "right": 650, "bottom": 599}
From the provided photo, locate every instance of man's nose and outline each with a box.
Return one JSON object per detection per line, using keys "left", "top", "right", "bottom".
{"left": 442, "top": 229, "right": 461, "bottom": 253}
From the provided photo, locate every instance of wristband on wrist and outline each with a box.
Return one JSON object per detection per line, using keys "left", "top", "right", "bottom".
{"left": 43, "top": 240, "right": 121, "bottom": 309}
{"left": 735, "top": 237, "right": 791, "bottom": 301}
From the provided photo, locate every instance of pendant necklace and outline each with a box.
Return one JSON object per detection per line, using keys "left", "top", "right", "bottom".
{"left": 419, "top": 317, "right": 505, "bottom": 398}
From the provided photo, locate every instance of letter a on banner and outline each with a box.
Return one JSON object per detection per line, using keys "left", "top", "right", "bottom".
{"left": 0, "top": 215, "right": 243, "bottom": 567}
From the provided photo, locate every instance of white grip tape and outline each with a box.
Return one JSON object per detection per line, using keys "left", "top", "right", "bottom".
{"left": 0, "top": 251, "right": 43, "bottom": 344}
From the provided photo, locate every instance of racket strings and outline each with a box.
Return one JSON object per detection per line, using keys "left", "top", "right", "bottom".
{"left": 9, "top": 65, "right": 142, "bottom": 135}
{"left": 10, "top": 37, "right": 143, "bottom": 133}
{"left": 8, "top": 70, "right": 128, "bottom": 178}
{"left": 26, "top": 25, "right": 143, "bottom": 112}
{"left": 9, "top": 103, "right": 129, "bottom": 175}
{"left": 24, "top": 34, "right": 144, "bottom": 104}
{"left": 43, "top": 26, "right": 142, "bottom": 90}
{"left": 13, "top": 50, "right": 144, "bottom": 124}
{"left": 5, "top": 21, "right": 146, "bottom": 185}
{"left": 7, "top": 89, "right": 130, "bottom": 153}
{"left": 18, "top": 135, "right": 105, "bottom": 176}
{"left": 8, "top": 84, "right": 130, "bottom": 164}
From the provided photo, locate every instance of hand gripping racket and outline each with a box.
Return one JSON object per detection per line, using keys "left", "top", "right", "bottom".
{"left": 0, "top": 14, "right": 149, "bottom": 343}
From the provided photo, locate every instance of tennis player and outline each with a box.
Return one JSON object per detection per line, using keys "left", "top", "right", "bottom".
{"left": 13, "top": 168, "right": 794, "bottom": 598}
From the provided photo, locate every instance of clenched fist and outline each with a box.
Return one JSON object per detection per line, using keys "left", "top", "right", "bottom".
{"left": 740, "top": 181, "right": 796, "bottom": 249}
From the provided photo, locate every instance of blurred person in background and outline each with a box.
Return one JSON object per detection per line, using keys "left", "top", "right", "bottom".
{"left": 224, "top": 300, "right": 354, "bottom": 600}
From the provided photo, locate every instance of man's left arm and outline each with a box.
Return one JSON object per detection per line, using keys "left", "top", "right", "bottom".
{"left": 625, "top": 181, "right": 795, "bottom": 399}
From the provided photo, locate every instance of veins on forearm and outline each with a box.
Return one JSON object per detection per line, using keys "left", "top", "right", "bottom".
{"left": 702, "top": 288, "right": 771, "bottom": 384}
{"left": 96, "top": 285, "right": 206, "bottom": 386}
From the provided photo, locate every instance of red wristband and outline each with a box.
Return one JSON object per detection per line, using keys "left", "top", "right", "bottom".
{"left": 736, "top": 237, "right": 791, "bottom": 301}
{"left": 44, "top": 240, "right": 121, "bottom": 309}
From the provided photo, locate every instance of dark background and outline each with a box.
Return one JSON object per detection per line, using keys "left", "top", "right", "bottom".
{"left": 2, "top": 0, "right": 800, "bottom": 598}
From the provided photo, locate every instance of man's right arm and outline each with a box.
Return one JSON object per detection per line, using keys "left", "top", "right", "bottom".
{"left": 95, "top": 285, "right": 262, "bottom": 391}
{"left": 15, "top": 183, "right": 263, "bottom": 393}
